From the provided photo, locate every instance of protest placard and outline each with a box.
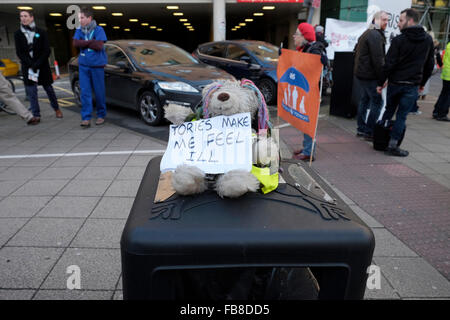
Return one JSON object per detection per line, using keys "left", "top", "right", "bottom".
{"left": 160, "top": 112, "right": 253, "bottom": 174}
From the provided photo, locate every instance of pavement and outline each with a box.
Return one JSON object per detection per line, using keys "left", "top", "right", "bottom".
{"left": 0, "top": 73, "right": 449, "bottom": 300}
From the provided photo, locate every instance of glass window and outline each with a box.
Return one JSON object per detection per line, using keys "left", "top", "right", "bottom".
{"left": 225, "top": 44, "right": 249, "bottom": 61}
{"left": 201, "top": 43, "right": 226, "bottom": 58}
{"left": 128, "top": 42, "right": 198, "bottom": 67}
{"left": 105, "top": 45, "right": 128, "bottom": 66}
{"left": 241, "top": 42, "right": 280, "bottom": 63}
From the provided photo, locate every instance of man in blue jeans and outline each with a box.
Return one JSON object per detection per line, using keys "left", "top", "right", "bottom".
{"left": 73, "top": 7, "right": 107, "bottom": 128}
{"left": 354, "top": 11, "right": 388, "bottom": 141}
{"left": 377, "top": 9, "right": 434, "bottom": 157}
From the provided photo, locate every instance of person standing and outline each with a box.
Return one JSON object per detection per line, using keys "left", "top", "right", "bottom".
{"left": 432, "top": 41, "right": 449, "bottom": 122}
{"left": 377, "top": 8, "right": 435, "bottom": 157}
{"left": 353, "top": 11, "right": 388, "bottom": 141}
{"left": 292, "top": 22, "right": 328, "bottom": 162}
{"left": 0, "top": 72, "right": 39, "bottom": 125}
{"left": 14, "top": 10, "right": 63, "bottom": 121}
{"left": 73, "top": 7, "right": 107, "bottom": 128}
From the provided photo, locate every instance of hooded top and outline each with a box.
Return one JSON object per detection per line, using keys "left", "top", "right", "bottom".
{"left": 379, "top": 25, "right": 434, "bottom": 87}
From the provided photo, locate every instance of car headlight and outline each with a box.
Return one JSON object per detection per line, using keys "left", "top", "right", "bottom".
{"left": 159, "top": 81, "right": 199, "bottom": 93}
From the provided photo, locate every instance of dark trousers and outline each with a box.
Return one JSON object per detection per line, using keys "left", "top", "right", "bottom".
{"left": 382, "top": 84, "right": 418, "bottom": 142}
{"left": 356, "top": 78, "right": 383, "bottom": 136}
{"left": 25, "top": 83, "right": 59, "bottom": 117}
{"left": 432, "top": 80, "right": 450, "bottom": 118}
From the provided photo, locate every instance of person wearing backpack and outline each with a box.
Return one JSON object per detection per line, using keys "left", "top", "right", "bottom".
{"left": 292, "top": 22, "right": 328, "bottom": 162}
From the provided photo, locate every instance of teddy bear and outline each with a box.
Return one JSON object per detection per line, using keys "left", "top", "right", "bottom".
{"left": 163, "top": 79, "right": 279, "bottom": 198}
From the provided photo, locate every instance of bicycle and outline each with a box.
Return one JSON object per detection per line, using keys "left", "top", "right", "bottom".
{"left": 0, "top": 76, "right": 17, "bottom": 115}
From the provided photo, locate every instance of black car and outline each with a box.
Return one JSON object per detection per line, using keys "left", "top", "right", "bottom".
{"left": 69, "top": 40, "right": 234, "bottom": 125}
{"left": 193, "top": 40, "right": 279, "bottom": 105}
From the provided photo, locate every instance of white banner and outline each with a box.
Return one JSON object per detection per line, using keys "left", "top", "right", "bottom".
{"left": 368, "top": 0, "right": 412, "bottom": 50}
{"left": 160, "top": 113, "right": 253, "bottom": 174}
{"left": 324, "top": 18, "right": 367, "bottom": 60}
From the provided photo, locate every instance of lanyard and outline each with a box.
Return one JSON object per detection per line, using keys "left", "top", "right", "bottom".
{"left": 84, "top": 30, "right": 95, "bottom": 41}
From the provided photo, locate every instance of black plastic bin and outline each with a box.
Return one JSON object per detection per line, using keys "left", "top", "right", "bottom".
{"left": 120, "top": 156, "right": 375, "bottom": 300}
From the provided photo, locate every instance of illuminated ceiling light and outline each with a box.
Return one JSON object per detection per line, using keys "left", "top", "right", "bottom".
{"left": 253, "top": 13, "right": 264, "bottom": 16}
{"left": 239, "top": 23, "right": 246, "bottom": 26}
{"left": 99, "top": 23, "right": 107, "bottom": 26}
{"left": 262, "top": 6, "right": 275, "bottom": 10}
{"left": 17, "top": 6, "right": 33, "bottom": 10}
{"left": 235, "top": 26, "right": 240, "bottom": 29}
{"left": 245, "top": 19, "right": 253, "bottom": 22}
{"left": 189, "top": 29, "right": 194, "bottom": 31}
{"left": 179, "top": 19, "right": 188, "bottom": 22}
{"left": 124, "top": 28, "right": 130, "bottom": 32}
{"left": 157, "top": 28, "right": 163, "bottom": 31}
{"left": 183, "top": 23, "right": 191, "bottom": 26}
{"left": 173, "top": 12, "right": 184, "bottom": 16}
{"left": 56, "top": 29, "right": 63, "bottom": 32}
{"left": 113, "top": 26, "right": 120, "bottom": 29}
{"left": 49, "top": 13, "right": 62, "bottom": 17}
{"left": 166, "top": 6, "right": 179, "bottom": 10}
{"left": 54, "top": 23, "right": 61, "bottom": 26}
{"left": 129, "top": 19, "right": 138, "bottom": 22}
{"left": 92, "top": 6, "right": 106, "bottom": 10}
{"left": 150, "top": 26, "right": 157, "bottom": 29}
{"left": 231, "top": 29, "right": 237, "bottom": 31}
{"left": 112, "top": 13, "right": 123, "bottom": 16}
{"left": 141, "top": 23, "right": 149, "bottom": 26}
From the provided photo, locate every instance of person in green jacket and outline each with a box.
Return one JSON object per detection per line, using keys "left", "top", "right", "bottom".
{"left": 432, "top": 42, "right": 449, "bottom": 121}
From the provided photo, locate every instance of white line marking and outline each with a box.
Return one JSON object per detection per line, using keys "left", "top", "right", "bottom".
{"left": 0, "top": 150, "right": 166, "bottom": 160}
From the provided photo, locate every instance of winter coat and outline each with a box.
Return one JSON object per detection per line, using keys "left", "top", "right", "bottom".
{"left": 379, "top": 25, "right": 435, "bottom": 87}
{"left": 354, "top": 28, "right": 386, "bottom": 81}
{"left": 14, "top": 27, "right": 53, "bottom": 86}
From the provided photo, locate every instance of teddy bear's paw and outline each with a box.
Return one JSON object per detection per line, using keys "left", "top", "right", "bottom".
{"left": 216, "top": 170, "right": 260, "bottom": 198}
{"left": 164, "top": 104, "right": 192, "bottom": 125}
{"left": 172, "top": 165, "right": 207, "bottom": 195}
{"left": 253, "top": 136, "right": 279, "bottom": 167}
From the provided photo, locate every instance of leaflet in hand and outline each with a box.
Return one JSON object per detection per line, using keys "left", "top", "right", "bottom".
{"left": 28, "top": 68, "right": 39, "bottom": 82}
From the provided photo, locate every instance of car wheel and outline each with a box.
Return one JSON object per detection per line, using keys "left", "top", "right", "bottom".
{"left": 73, "top": 79, "right": 81, "bottom": 106}
{"left": 258, "top": 78, "right": 277, "bottom": 105}
{"left": 138, "top": 91, "right": 163, "bottom": 126}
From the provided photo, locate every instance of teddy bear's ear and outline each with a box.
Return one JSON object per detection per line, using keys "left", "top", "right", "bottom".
{"left": 164, "top": 104, "right": 193, "bottom": 125}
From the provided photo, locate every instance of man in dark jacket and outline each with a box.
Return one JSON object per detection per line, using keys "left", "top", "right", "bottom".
{"left": 377, "top": 8, "right": 435, "bottom": 157}
{"left": 14, "top": 10, "right": 62, "bottom": 121}
{"left": 353, "top": 11, "right": 388, "bottom": 140}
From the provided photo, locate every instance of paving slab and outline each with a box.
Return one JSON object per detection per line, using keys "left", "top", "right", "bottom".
{"left": 0, "top": 167, "right": 45, "bottom": 181}
{"left": 70, "top": 219, "right": 126, "bottom": 249}
{"left": 0, "top": 196, "right": 52, "bottom": 218}
{"left": 104, "top": 180, "right": 141, "bottom": 197}
{"left": 0, "top": 180, "right": 27, "bottom": 197}
{"left": 88, "top": 155, "right": 130, "bottom": 167}
{"left": 75, "top": 166, "right": 121, "bottom": 180}
{"left": 12, "top": 179, "right": 69, "bottom": 196}
{"left": 7, "top": 218, "right": 85, "bottom": 247}
{"left": 0, "top": 247, "right": 64, "bottom": 289}
{"left": 116, "top": 166, "right": 146, "bottom": 180}
{"left": 59, "top": 179, "right": 113, "bottom": 197}
{"left": 34, "top": 167, "right": 83, "bottom": 180}
{"left": 50, "top": 156, "right": 96, "bottom": 167}
{"left": 374, "top": 257, "right": 450, "bottom": 298}
{"left": 37, "top": 196, "right": 100, "bottom": 218}
{"left": 364, "top": 271, "right": 401, "bottom": 300}
{"left": 90, "top": 197, "right": 135, "bottom": 219}
{"left": 41, "top": 248, "right": 121, "bottom": 290}
{"left": 0, "top": 218, "right": 29, "bottom": 247}
{"left": 33, "top": 289, "right": 113, "bottom": 300}
{"left": 0, "top": 289, "right": 35, "bottom": 300}
{"left": 372, "top": 229, "right": 419, "bottom": 257}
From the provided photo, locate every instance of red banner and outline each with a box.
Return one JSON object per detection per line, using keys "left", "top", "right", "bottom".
{"left": 277, "top": 49, "right": 322, "bottom": 138}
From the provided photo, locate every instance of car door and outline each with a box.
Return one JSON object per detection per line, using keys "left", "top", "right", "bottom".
{"left": 223, "top": 44, "right": 260, "bottom": 82}
{"left": 104, "top": 45, "right": 140, "bottom": 108}
{"left": 197, "top": 43, "right": 227, "bottom": 69}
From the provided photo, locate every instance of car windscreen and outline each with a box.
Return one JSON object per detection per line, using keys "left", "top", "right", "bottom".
{"left": 127, "top": 43, "right": 199, "bottom": 67}
{"left": 241, "top": 43, "right": 279, "bottom": 63}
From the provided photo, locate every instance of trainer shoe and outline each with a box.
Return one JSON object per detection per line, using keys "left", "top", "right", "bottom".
{"left": 435, "top": 116, "right": 449, "bottom": 122}
{"left": 385, "top": 146, "right": 409, "bottom": 157}
{"left": 55, "top": 109, "right": 63, "bottom": 118}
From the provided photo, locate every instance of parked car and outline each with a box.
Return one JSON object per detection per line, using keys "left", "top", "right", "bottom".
{"left": 69, "top": 40, "right": 234, "bottom": 125}
{"left": 193, "top": 40, "right": 279, "bottom": 105}
{"left": 0, "top": 59, "right": 20, "bottom": 77}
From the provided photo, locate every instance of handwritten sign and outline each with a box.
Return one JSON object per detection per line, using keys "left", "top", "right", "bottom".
{"left": 160, "top": 112, "right": 253, "bottom": 174}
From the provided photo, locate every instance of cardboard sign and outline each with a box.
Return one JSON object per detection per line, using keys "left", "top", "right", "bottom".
{"left": 277, "top": 49, "right": 322, "bottom": 138}
{"left": 160, "top": 113, "right": 253, "bottom": 174}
